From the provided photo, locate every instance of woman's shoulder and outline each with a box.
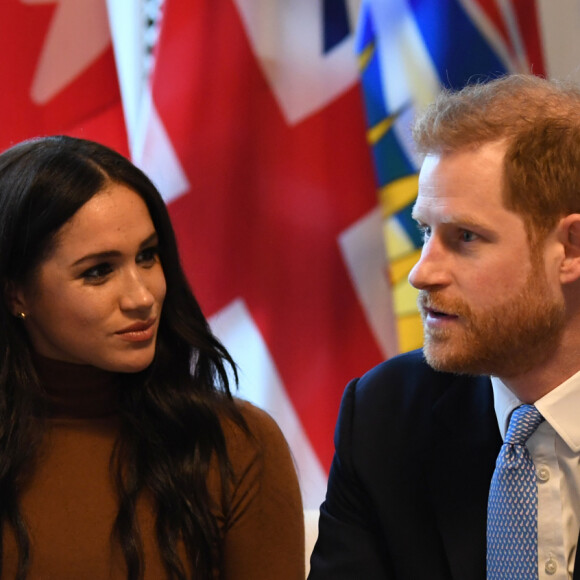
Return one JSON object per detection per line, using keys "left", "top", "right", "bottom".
{"left": 214, "top": 401, "right": 305, "bottom": 578}
{"left": 220, "top": 398, "right": 290, "bottom": 459}
{"left": 236, "top": 398, "right": 285, "bottom": 436}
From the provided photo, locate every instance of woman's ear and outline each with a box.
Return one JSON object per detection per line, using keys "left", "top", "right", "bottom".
{"left": 3, "top": 280, "right": 28, "bottom": 318}
{"left": 557, "top": 214, "right": 580, "bottom": 284}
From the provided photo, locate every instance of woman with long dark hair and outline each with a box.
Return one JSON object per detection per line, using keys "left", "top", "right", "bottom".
{"left": 0, "top": 135, "right": 304, "bottom": 579}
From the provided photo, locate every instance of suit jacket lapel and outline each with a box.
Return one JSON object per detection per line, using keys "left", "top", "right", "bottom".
{"left": 424, "top": 374, "right": 502, "bottom": 580}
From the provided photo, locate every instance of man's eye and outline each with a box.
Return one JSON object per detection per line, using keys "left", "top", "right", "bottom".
{"left": 460, "top": 230, "right": 478, "bottom": 242}
{"left": 418, "top": 225, "right": 431, "bottom": 242}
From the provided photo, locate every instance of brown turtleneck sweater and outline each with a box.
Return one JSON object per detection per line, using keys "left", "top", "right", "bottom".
{"left": 2, "top": 357, "right": 304, "bottom": 579}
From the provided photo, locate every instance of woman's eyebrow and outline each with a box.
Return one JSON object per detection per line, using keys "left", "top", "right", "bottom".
{"left": 71, "top": 231, "right": 159, "bottom": 267}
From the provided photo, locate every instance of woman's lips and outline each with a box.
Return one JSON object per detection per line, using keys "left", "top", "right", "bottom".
{"left": 116, "top": 319, "right": 156, "bottom": 341}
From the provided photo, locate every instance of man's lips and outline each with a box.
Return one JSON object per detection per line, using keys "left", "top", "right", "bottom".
{"left": 423, "top": 307, "right": 457, "bottom": 318}
{"left": 418, "top": 294, "right": 463, "bottom": 321}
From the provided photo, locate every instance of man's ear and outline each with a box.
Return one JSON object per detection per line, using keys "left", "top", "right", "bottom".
{"left": 3, "top": 280, "right": 27, "bottom": 317}
{"left": 557, "top": 214, "right": 580, "bottom": 284}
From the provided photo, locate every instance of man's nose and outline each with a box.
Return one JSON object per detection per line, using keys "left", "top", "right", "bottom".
{"left": 408, "top": 237, "right": 451, "bottom": 290}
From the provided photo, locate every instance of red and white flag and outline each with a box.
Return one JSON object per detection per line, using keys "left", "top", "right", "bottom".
{"left": 135, "top": 0, "right": 395, "bottom": 508}
{"left": 0, "top": 0, "right": 127, "bottom": 154}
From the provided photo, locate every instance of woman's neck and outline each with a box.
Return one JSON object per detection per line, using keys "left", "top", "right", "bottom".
{"left": 33, "top": 354, "right": 121, "bottom": 419}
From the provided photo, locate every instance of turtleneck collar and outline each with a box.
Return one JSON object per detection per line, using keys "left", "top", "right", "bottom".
{"left": 33, "top": 354, "right": 121, "bottom": 419}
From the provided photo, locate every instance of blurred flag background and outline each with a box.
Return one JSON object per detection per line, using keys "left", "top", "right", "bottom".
{"left": 3, "top": 0, "right": 580, "bottom": 512}
{"left": 0, "top": 0, "right": 128, "bottom": 154}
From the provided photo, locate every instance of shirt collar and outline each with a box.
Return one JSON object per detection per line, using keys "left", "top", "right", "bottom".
{"left": 491, "top": 376, "right": 521, "bottom": 441}
{"left": 491, "top": 371, "right": 580, "bottom": 452}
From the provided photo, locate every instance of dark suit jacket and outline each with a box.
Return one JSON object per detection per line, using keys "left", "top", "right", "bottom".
{"left": 309, "top": 349, "right": 580, "bottom": 579}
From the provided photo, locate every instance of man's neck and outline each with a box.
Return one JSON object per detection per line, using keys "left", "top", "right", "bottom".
{"left": 499, "top": 337, "right": 580, "bottom": 403}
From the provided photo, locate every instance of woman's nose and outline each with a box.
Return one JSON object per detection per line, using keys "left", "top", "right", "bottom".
{"left": 119, "top": 270, "right": 155, "bottom": 312}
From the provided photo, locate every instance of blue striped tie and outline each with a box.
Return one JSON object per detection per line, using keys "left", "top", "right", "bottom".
{"left": 487, "top": 404, "right": 544, "bottom": 579}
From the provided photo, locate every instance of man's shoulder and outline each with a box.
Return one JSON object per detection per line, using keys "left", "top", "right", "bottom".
{"left": 360, "top": 348, "right": 434, "bottom": 385}
{"left": 337, "top": 349, "right": 495, "bottom": 464}
{"left": 347, "top": 349, "right": 491, "bottom": 418}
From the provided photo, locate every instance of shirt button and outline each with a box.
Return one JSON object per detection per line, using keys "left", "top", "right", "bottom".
{"left": 545, "top": 558, "right": 558, "bottom": 575}
{"left": 537, "top": 465, "right": 550, "bottom": 482}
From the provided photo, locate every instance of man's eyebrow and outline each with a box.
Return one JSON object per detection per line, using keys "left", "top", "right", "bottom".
{"left": 440, "top": 214, "right": 488, "bottom": 228}
{"left": 411, "top": 209, "right": 498, "bottom": 238}
{"left": 411, "top": 205, "right": 423, "bottom": 222}
{"left": 71, "top": 232, "right": 159, "bottom": 267}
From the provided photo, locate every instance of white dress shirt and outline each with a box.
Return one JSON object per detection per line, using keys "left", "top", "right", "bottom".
{"left": 492, "top": 373, "right": 580, "bottom": 580}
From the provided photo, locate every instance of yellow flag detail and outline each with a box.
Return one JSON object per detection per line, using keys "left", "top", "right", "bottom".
{"left": 379, "top": 174, "right": 419, "bottom": 217}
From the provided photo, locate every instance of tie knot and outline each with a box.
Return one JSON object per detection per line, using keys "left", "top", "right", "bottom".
{"left": 504, "top": 404, "right": 544, "bottom": 446}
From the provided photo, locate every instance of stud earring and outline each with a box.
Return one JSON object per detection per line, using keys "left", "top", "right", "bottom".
{"left": 16, "top": 312, "right": 27, "bottom": 320}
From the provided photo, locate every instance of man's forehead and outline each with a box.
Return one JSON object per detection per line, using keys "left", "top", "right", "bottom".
{"left": 418, "top": 141, "right": 507, "bottom": 171}
{"left": 416, "top": 144, "right": 507, "bottom": 198}
{"left": 419, "top": 153, "right": 440, "bottom": 174}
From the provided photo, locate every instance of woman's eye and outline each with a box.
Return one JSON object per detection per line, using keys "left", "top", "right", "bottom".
{"left": 137, "top": 246, "right": 160, "bottom": 266}
{"left": 81, "top": 263, "right": 113, "bottom": 283}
